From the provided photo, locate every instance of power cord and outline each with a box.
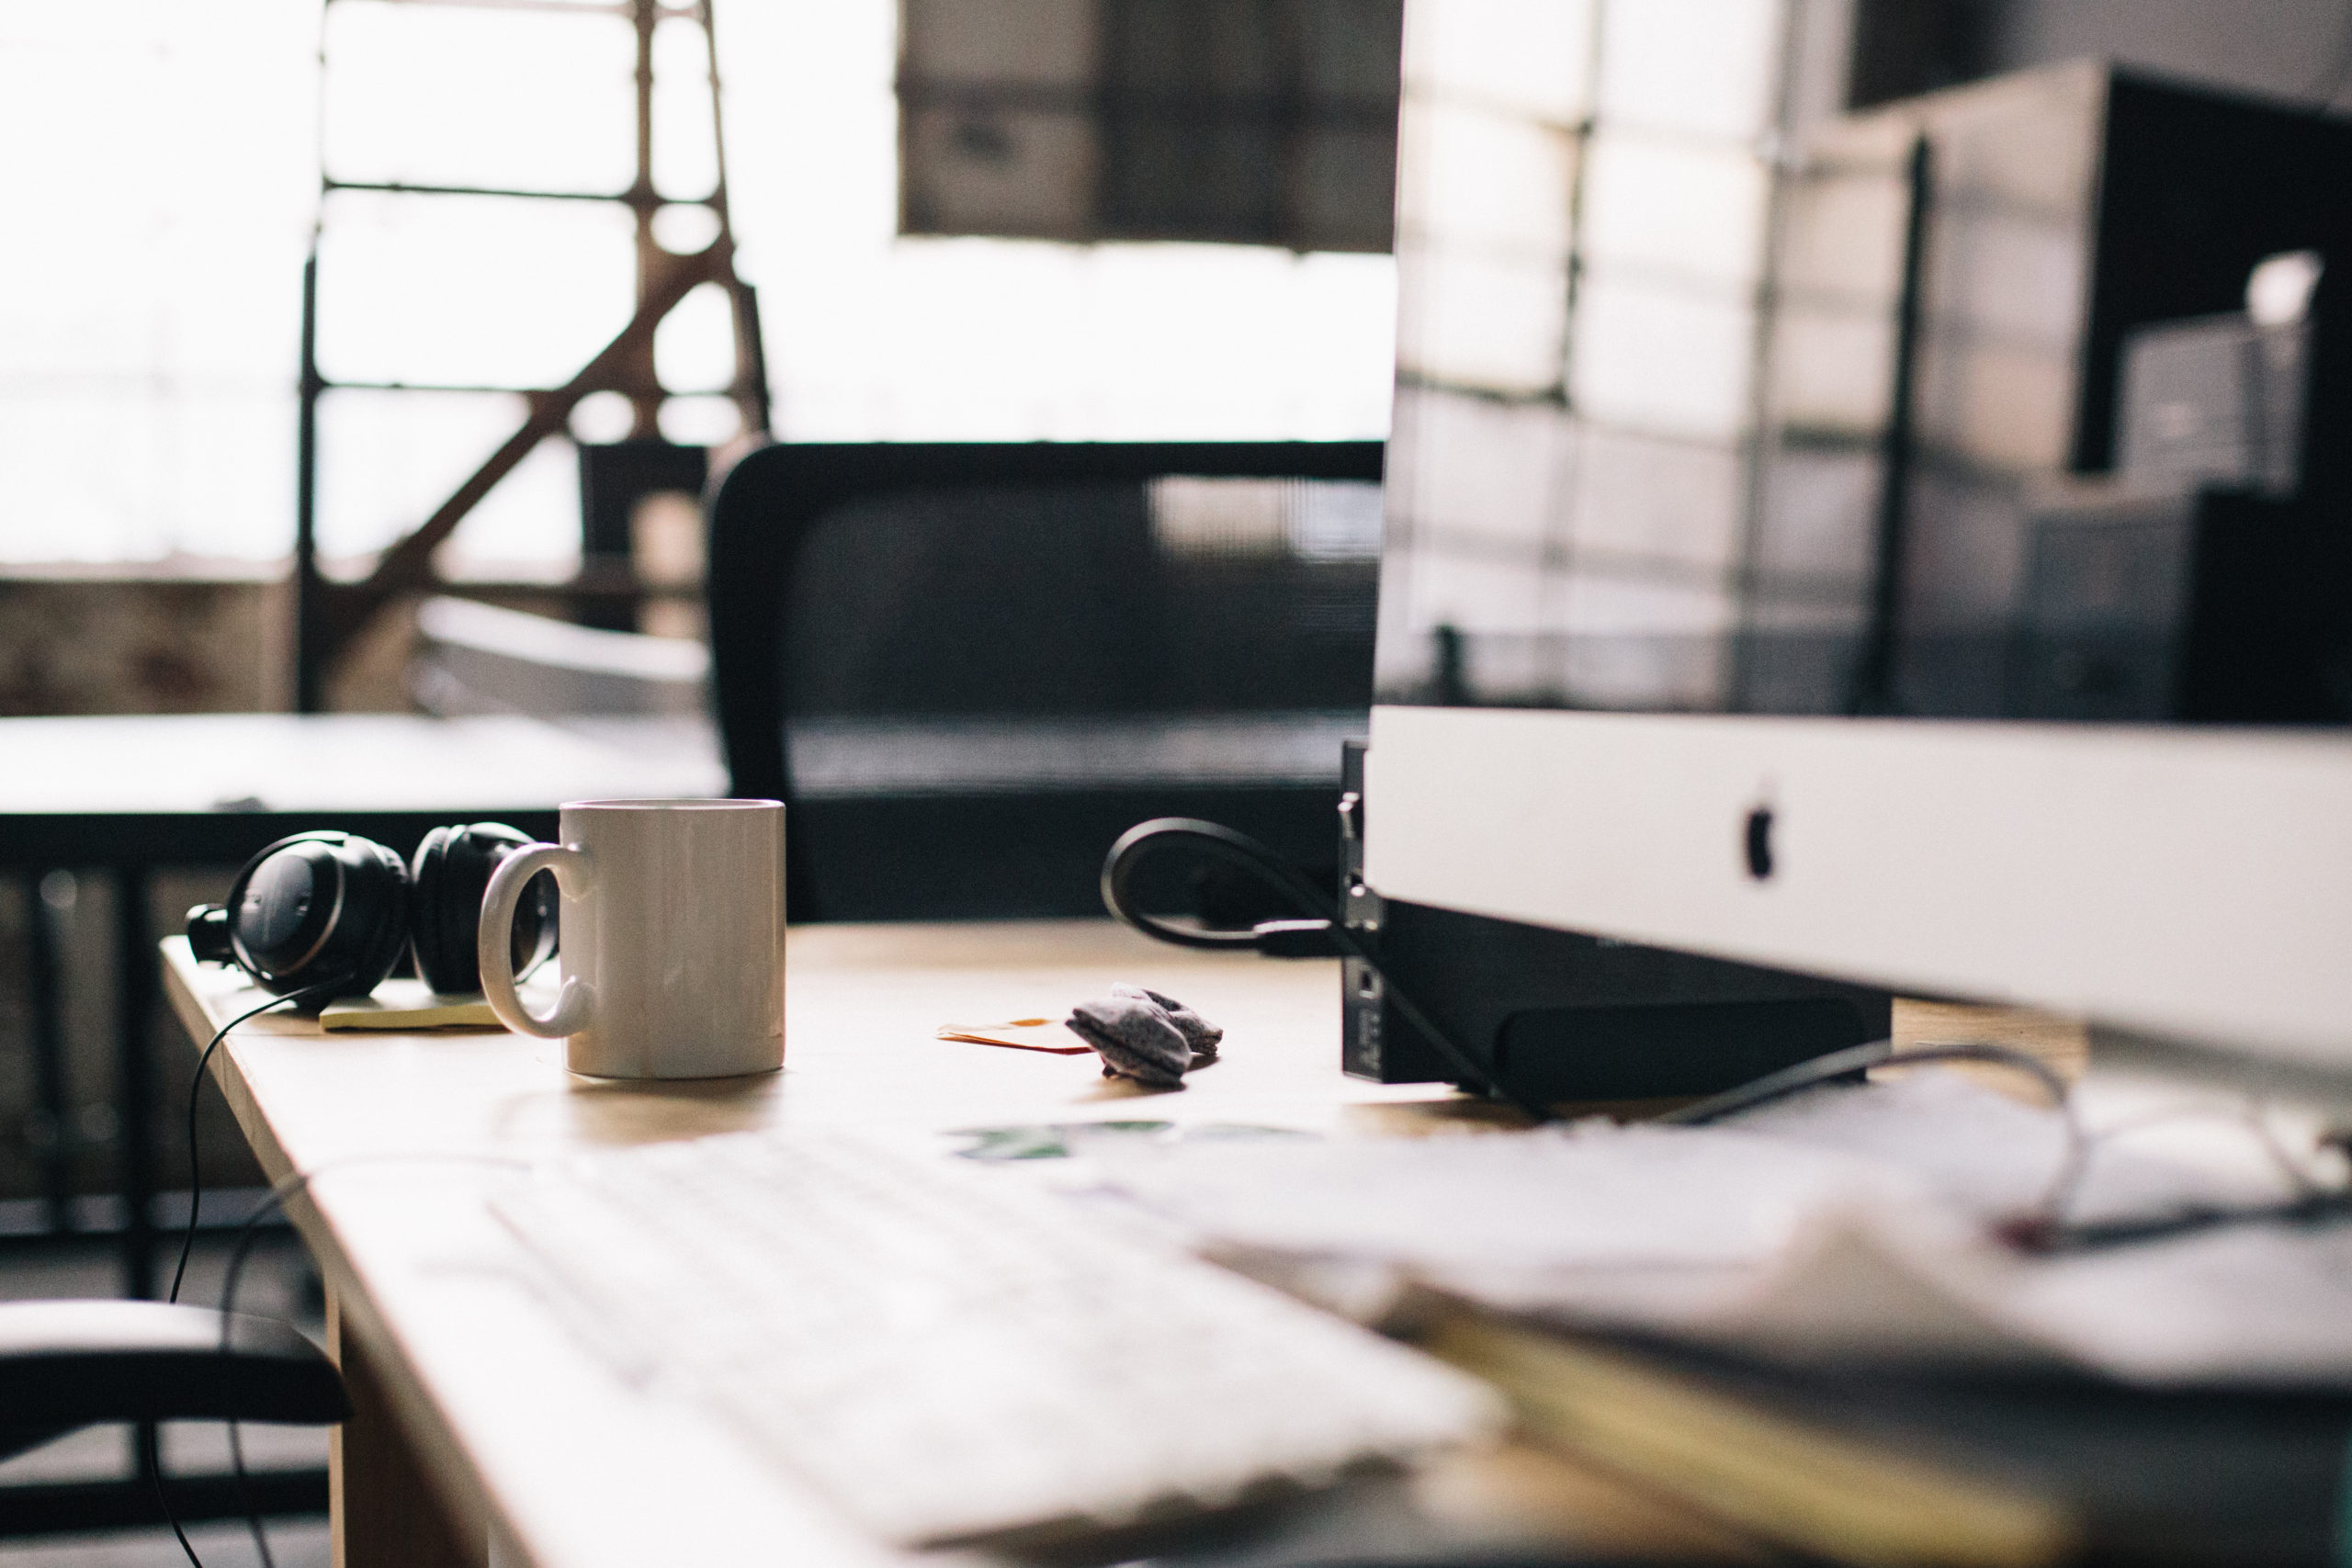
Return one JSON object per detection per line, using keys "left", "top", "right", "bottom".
{"left": 2011, "top": 1100, "right": 2352, "bottom": 1254}
{"left": 1100, "top": 818, "right": 1555, "bottom": 1122}
{"left": 1661, "top": 1038, "right": 2352, "bottom": 1251}
{"left": 1659, "top": 1037, "right": 2089, "bottom": 1220}
{"left": 170, "top": 984, "right": 333, "bottom": 1305}
{"left": 153, "top": 980, "right": 327, "bottom": 1568}
{"left": 145, "top": 1423, "right": 202, "bottom": 1568}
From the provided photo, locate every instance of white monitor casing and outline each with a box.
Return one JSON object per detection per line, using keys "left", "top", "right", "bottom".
{"left": 1364, "top": 705, "right": 2352, "bottom": 1071}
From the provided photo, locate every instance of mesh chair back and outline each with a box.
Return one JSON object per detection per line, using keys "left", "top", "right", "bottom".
{"left": 707, "top": 442, "right": 1383, "bottom": 919}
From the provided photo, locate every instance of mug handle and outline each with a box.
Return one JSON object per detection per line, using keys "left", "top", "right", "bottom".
{"left": 480, "top": 844, "right": 594, "bottom": 1039}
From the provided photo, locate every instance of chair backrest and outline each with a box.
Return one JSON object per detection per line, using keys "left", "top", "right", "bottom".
{"left": 707, "top": 442, "right": 1383, "bottom": 921}
{"left": 0, "top": 1300, "right": 346, "bottom": 1461}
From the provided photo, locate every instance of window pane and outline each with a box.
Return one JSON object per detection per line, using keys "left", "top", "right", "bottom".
{"left": 654, "top": 282, "right": 739, "bottom": 395}
{"left": 0, "top": 2, "right": 311, "bottom": 561}
{"left": 322, "top": 1, "right": 635, "bottom": 194}
{"left": 660, "top": 396, "right": 745, "bottom": 446}
{"left": 1596, "top": 0, "right": 1784, "bottom": 140}
{"left": 1397, "top": 101, "right": 1577, "bottom": 262}
{"left": 900, "top": 107, "right": 1099, "bottom": 238}
{"left": 899, "top": 0, "right": 1398, "bottom": 251}
{"left": 1566, "top": 427, "right": 1745, "bottom": 572}
{"left": 315, "top": 192, "right": 637, "bottom": 389}
{"left": 1570, "top": 274, "right": 1757, "bottom": 439}
{"left": 1404, "top": 0, "right": 1594, "bottom": 124}
{"left": 902, "top": 0, "right": 1097, "bottom": 85}
{"left": 1390, "top": 388, "right": 1571, "bottom": 552}
{"left": 1396, "top": 246, "right": 1570, "bottom": 396}
{"left": 654, "top": 15, "right": 720, "bottom": 201}
{"left": 316, "top": 389, "right": 578, "bottom": 573}
{"left": 1581, "top": 132, "right": 1771, "bottom": 289}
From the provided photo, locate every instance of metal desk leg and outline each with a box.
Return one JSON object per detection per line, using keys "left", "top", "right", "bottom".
{"left": 327, "top": 1291, "right": 485, "bottom": 1568}
{"left": 115, "top": 863, "right": 156, "bottom": 1301}
{"left": 23, "top": 870, "right": 72, "bottom": 1234}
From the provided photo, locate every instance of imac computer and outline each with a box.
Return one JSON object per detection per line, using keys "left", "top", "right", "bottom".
{"left": 1363, "top": 8, "right": 2352, "bottom": 1078}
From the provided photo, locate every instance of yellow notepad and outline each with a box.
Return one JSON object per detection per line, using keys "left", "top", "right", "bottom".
{"left": 321, "top": 979, "right": 501, "bottom": 1032}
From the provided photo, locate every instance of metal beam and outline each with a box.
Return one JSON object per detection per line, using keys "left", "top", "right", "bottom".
{"left": 323, "top": 178, "right": 654, "bottom": 204}
{"left": 296, "top": 0, "right": 766, "bottom": 704}
{"left": 305, "top": 241, "right": 732, "bottom": 664}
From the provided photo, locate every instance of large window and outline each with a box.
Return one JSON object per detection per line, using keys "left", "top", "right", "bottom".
{"left": 0, "top": 5, "right": 314, "bottom": 563}
{"left": 0, "top": 0, "right": 1397, "bottom": 570}
{"left": 730, "top": 2, "right": 1398, "bottom": 446}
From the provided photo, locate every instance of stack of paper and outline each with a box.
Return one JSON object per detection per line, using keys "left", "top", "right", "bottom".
{"left": 1086, "top": 1072, "right": 2352, "bottom": 1386}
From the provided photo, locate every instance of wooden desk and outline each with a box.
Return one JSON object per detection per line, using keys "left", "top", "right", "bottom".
{"left": 163, "top": 921, "right": 1750, "bottom": 1568}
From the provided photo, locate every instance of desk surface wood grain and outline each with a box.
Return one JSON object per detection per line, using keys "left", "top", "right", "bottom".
{"left": 164, "top": 921, "right": 1753, "bottom": 1568}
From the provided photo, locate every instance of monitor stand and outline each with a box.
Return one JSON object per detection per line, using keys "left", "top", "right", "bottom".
{"left": 1337, "top": 743, "right": 1891, "bottom": 1110}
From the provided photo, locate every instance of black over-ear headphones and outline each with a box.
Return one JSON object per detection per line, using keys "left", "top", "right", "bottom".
{"left": 186, "top": 824, "right": 557, "bottom": 1000}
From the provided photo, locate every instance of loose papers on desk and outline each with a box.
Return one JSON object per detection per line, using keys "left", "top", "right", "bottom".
{"left": 1081, "top": 1072, "right": 2352, "bottom": 1388}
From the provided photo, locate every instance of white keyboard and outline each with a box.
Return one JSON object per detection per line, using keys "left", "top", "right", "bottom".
{"left": 492, "top": 1131, "right": 1505, "bottom": 1546}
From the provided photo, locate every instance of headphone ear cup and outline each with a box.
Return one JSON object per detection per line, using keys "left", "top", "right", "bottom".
{"left": 339, "top": 839, "right": 413, "bottom": 998}
{"left": 408, "top": 826, "right": 459, "bottom": 995}
{"left": 411, "top": 822, "right": 540, "bottom": 995}
{"left": 202, "top": 832, "right": 341, "bottom": 995}
{"left": 205, "top": 831, "right": 410, "bottom": 999}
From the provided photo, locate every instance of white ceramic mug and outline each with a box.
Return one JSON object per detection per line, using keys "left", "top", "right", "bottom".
{"left": 479, "top": 798, "right": 785, "bottom": 1079}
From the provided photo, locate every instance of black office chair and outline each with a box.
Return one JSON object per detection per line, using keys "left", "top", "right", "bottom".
{"left": 0, "top": 1301, "right": 345, "bottom": 1523}
{"left": 707, "top": 441, "right": 1384, "bottom": 921}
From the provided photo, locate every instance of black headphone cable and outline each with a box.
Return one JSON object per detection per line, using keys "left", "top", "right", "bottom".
{"left": 1100, "top": 818, "right": 1555, "bottom": 1122}
{"left": 152, "top": 980, "right": 328, "bottom": 1568}
{"left": 169, "top": 983, "right": 334, "bottom": 1306}
{"left": 153, "top": 1150, "right": 531, "bottom": 1568}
